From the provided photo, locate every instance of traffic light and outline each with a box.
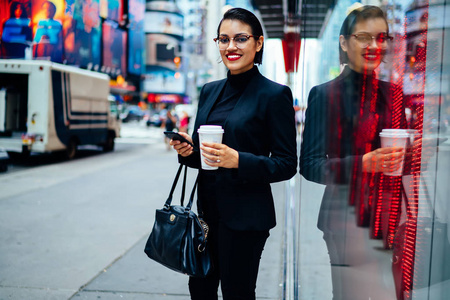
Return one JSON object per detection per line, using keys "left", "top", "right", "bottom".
{"left": 174, "top": 56, "right": 181, "bottom": 69}
{"left": 409, "top": 56, "right": 416, "bottom": 68}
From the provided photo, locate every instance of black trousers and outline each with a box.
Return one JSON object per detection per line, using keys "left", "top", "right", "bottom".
{"left": 188, "top": 221, "right": 269, "bottom": 300}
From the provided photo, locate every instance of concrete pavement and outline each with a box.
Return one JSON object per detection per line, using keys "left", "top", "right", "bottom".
{"left": 73, "top": 124, "right": 293, "bottom": 299}
{"left": 0, "top": 124, "right": 299, "bottom": 300}
{"left": 69, "top": 180, "right": 287, "bottom": 300}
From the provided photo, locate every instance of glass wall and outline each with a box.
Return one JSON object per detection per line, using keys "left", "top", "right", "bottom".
{"left": 297, "top": 0, "right": 450, "bottom": 299}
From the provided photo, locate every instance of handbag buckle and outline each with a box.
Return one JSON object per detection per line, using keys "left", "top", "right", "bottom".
{"left": 198, "top": 244, "right": 206, "bottom": 252}
{"left": 199, "top": 219, "right": 209, "bottom": 239}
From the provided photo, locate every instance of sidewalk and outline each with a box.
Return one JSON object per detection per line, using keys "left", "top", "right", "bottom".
{"left": 0, "top": 124, "right": 299, "bottom": 300}
{"left": 70, "top": 182, "right": 288, "bottom": 300}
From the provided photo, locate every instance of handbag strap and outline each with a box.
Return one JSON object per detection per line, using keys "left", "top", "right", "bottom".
{"left": 164, "top": 164, "right": 186, "bottom": 209}
{"left": 180, "top": 164, "right": 187, "bottom": 206}
{"left": 185, "top": 174, "right": 199, "bottom": 212}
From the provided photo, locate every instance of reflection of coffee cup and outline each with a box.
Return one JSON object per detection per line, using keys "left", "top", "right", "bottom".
{"left": 379, "top": 129, "right": 409, "bottom": 176}
{"left": 197, "top": 125, "right": 224, "bottom": 170}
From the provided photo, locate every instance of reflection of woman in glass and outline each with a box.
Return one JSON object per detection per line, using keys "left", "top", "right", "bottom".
{"left": 1, "top": 1, "right": 32, "bottom": 58}
{"left": 33, "top": 1, "right": 63, "bottom": 62}
{"left": 300, "top": 5, "right": 406, "bottom": 299}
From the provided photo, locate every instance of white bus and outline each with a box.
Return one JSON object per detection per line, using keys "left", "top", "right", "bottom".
{"left": 0, "top": 59, "right": 120, "bottom": 159}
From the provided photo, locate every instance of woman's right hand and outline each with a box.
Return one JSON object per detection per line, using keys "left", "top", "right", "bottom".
{"left": 169, "top": 132, "right": 194, "bottom": 157}
{"left": 362, "top": 147, "right": 405, "bottom": 173}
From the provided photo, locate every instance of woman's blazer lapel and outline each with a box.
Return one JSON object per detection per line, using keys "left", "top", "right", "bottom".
{"left": 222, "top": 72, "right": 262, "bottom": 131}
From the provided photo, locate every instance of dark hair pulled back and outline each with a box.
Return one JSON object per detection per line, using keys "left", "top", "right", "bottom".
{"left": 217, "top": 7, "right": 264, "bottom": 64}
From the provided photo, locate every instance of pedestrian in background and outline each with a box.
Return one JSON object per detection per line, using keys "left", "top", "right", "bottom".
{"left": 163, "top": 109, "right": 177, "bottom": 149}
{"left": 178, "top": 111, "right": 189, "bottom": 133}
{"left": 299, "top": 5, "right": 407, "bottom": 299}
{"left": 170, "top": 7, "right": 297, "bottom": 300}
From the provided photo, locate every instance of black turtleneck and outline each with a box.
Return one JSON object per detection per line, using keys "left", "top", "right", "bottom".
{"left": 206, "top": 66, "right": 259, "bottom": 127}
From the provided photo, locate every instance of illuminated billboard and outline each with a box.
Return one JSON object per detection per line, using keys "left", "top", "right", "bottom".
{"left": 128, "top": 0, "right": 144, "bottom": 75}
{"left": 99, "top": 0, "right": 123, "bottom": 23}
{"left": 102, "top": 20, "right": 126, "bottom": 77}
{"left": 64, "top": 0, "right": 101, "bottom": 69}
{"left": 0, "top": 0, "right": 33, "bottom": 59}
{"left": 0, "top": 0, "right": 65, "bottom": 61}
{"left": 143, "top": 66, "right": 185, "bottom": 94}
{"left": 144, "top": 11, "right": 183, "bottom": 38}
{"left": 32, "top": 0, "right": 64, "bottom": 62}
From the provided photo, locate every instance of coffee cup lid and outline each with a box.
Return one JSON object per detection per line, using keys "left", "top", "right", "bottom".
{"left": 198, "top": 125, "right": 224, "bottom": 133}
{"left": 379, "top": 131, "right": 409, "bottom": 137}
{"left": 381, "top": 129, "right": 408, "bottom": 133}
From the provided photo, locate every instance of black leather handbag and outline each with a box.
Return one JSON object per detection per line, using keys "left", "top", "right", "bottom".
{"left": 144, "top": 164, "right": 212, "bottom": 277}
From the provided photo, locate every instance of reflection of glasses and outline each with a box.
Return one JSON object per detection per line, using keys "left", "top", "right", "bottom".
{"left": 349, "top": 32, "right": 393, "bottom": 48}
{"left": 213, "top": 34, "right": 256, "bottom": 50}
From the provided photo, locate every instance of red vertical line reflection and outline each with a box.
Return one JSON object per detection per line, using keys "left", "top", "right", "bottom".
{"left": 356, "top": 73, "right": 379, "bottom": 226}
{"left": 372, "top": 173, "right": 385, "bottom": 239}
{"left": 365, "top": 74, "right": 379, "bottom": 224}
{"left": 411, "top": 26, "right": 429, "bottom": 295}
{"left": 385, "top": 12, "right": 406, "bottom": 248}
{"left": 367, "top": 169, "right": 376, "bottom": 212}
{"left": 390, "top": 14, "right": 407, "bottom": 130}
{"left": 367, "top": 72, "right": 381, "bottom": 236}
{"left": 401, "top": 3, "right": 429, "bottom": 297}
{"left": 373, "top": 13, "right": 408, "bottom": 246}
{"left": 387, "top": 177, "right": 402, "bottom": 248}
{"left": 392, "top": 87, "right": 404, "bottom": 128}
{"left": 361, "top": 72, "right": 367, "bottom": 119}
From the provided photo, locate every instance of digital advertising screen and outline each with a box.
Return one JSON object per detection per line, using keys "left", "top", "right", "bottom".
{"left": 31, "top": 0, "right": 64, "bottom": 62}
{"left": 0, "top": 0, "right": 33, "bottom": 59}
{"left": 99, "top": 0, "right": 123, "bottom": 23}
{"left": 144, "top": 11, "right": 183, "bottom": 38}
{"left": 127, "top": 0, "right": 144, "bottom": 75}
{"left": 102, "top": 20, "right": 126, "bottom": 77}
{"left": 64, "top": 0, "right": 101, "bottom": 69}
{"left": 143, "top": 66, "right": 185, "bottom": 94}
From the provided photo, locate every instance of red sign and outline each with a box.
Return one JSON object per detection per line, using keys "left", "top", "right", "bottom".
{"left": 282, "top": 32, "right": 301, "bottom": 73}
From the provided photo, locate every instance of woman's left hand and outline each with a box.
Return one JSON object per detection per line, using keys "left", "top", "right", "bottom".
{"left": 200, "top": 142, "right": 239, "bottom": 169}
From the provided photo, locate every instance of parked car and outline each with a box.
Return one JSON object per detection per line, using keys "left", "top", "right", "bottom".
{"left": 146, "top": 112, "right": 163, "bottom": 127}
{"left": 120, "top": 105, "right": 145, "bottom": 122}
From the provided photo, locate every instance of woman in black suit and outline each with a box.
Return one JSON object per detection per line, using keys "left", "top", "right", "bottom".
{"left": 300, "top": 5, "right": 407, "bottom": 299}
{"left": 170, "top": 7, "right": 297, "bottom": 300}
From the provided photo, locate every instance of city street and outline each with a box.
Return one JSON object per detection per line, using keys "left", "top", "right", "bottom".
{"left": 0, "top": 122, "right": 286, "bottom": 300}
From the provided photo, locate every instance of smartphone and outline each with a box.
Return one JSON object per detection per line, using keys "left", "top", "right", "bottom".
{"left": 164, "top": 131, "right": 197, "bottom": 150}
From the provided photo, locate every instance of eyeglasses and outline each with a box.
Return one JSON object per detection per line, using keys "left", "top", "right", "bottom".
{"left": 349, "top": 32, "right": 393, "bottom": 48}
{"left": 213, "top": 34, "right": 256, "bottom": 50}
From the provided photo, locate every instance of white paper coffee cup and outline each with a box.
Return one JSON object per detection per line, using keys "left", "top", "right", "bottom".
{"left": 379, "top": 129, "right": 409, "bottom": 176}
{"left": 198, "top": 125, "right": 224, "bottom": 170}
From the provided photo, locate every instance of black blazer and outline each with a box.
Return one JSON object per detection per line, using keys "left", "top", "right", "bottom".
{"left": 180, "top": 68, "right": 297, "bottom": 231}
{"left": 300, "top": 66, "right": 406, "bottom": 232}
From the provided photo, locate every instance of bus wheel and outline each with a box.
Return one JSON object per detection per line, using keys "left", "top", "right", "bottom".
{"left": 66, "top": 139, "right": 78, "bottom": 160}
{"left": 103, "top": 132, "right": 115, "bottom": 152}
